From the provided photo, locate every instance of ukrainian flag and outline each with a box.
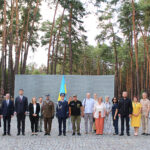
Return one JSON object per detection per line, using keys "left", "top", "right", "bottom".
{"left": 58, "top": 75, "right": 67, "bottom": 101}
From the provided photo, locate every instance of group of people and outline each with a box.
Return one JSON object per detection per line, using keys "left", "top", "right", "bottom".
{"left": 0, "top": 89, "right": 150, "bottom": 137}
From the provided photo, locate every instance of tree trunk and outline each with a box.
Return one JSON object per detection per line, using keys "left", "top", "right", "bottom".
{"left": 54, "top": 8, "right": 65, "bottom": 74}
{"left": 111, "top": 26, "right": 119, "bottom": 98}
{"left": 20, "top": 5, "right": 31, "bottom": 73}
{"left": 97, "top": 58, "right": 100, "bottom": 75}
{"left": 22, "top": 0, "right": 39, "bottom": 74}
{"left": 8, "top": 0, "right": 15, "bottom": 96}
{"left": 69, "top": 3, "right": 73, "bottom": 74}
{"left": 129, "top": 34, "right": 134, "bottom": 100}
{"left": 14, "top": 0, "right": 19, "bottom": 74}
{"left": 62, "top": 44, "right": 67, "bottom": 75}
{"left": 1, "top": 0, "right": 7, "bottom": 95}
{"left": 47, "top": 0, "right": 59, "bottom": 74}
{"left": 132, "top": 0, "right": 140, "bottom": 98}
{"left": 51, "top": 34, "right": 56, "bottom": 74}
{"left": 138, "top": 23, "right": 150, "bottom": 92}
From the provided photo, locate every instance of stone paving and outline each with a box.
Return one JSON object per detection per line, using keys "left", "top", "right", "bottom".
{"left": 0, "top": 117, "right": 150, "bottom": 150}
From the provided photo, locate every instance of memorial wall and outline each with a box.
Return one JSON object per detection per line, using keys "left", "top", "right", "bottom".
{"left": 14, "top": 75, "right": 114, "bottom": 104}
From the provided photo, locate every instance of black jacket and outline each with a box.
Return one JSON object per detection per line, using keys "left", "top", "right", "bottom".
{"left": 29, "top": 103, "right": 40, "bottom": 117}
{"left": 118, "top": 97, "right": 133, "bottom": 116}
{"left": 1, "top": 100, "right": 14, "bottom": 116}
{"left": 15, "top": 96, "right": 28, "bottom": 114}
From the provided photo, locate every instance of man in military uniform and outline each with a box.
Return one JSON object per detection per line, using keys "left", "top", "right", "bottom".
{"left": 42, "top": 94, "right": 54, "bottom": 136}
{"left": 56, "top": 93, "right": 69, "bottom": 136}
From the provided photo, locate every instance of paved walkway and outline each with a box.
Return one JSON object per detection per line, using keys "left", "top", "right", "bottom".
{"left": 0, "top": 117, "right": 150, "bottom": 150}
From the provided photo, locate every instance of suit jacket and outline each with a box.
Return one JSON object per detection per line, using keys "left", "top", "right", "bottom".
{"left": 42, "top": 100, "right": 54, "bottom": 118}
{"left": 118, "top": 97, "right": 133, "bottom": 116}
{"left": 29, "top": 103, "right": 40, "bottom": 117}
{"left": 15, "top": 96, "right": 28, "bottom": 114}
{"left": 56, "top": 101, "right": 69, "bottom": 119}
{"left": 1, "top": 100, "right": 14, "bottom": 116}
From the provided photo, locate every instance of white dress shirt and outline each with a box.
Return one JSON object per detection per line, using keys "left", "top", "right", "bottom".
{"left": 6, "top": 99, "right": 10, "bottom": 106}
{"left": 19, "top": 95, "right": 23, "bottom": 100}
{"left": 33, "top": 104, "right": 36, "bottom": 114}
{"left": 82, "top": 98, "right": 95, "bottom": 113}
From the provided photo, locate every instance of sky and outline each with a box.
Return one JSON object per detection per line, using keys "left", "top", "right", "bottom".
{"left": 27, "top": 1, "right": 99, "bottom": 67}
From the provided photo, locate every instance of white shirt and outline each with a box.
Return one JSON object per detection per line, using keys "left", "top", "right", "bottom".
{"left": 33, "top": 104, "right": 36, "bottom": 114}
{"left": 94, "top": 103, "right": 106, "bottom": 118}
{"left": 6, "top": 99, "right": 10, "bottom": 106}
{"left": 82, "top": 98, "right": 95, "bottom": 113}
{"left": 39, "top": 103, "right": 43, "bottom": 116}
{"left": 19, "top": 95, "right": 23, "bottom": 100}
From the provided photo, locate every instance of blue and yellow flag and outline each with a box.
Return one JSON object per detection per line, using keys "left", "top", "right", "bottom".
{"left": 58, "top": 75, "right": 67, "bottom": 101}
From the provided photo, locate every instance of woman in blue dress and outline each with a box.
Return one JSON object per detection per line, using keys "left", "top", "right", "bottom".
{"left": 112, "top": 97, "right": 119, "bottom": 135}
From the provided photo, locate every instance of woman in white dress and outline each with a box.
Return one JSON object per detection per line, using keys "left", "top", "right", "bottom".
{"left": 104, "top": 96, "right": 112, "bottom": 134}
{"left": 94, "top": 97, "right": 106, "bottom": 135}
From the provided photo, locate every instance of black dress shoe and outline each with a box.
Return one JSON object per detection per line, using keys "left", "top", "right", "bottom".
{"left": 3, "top": 133, "right": 6, "bottom": 136}
{"left": 63, "top": 133, "right": 66, "bottom": 136}
{"left": 22, "top": 133, "right": 25, "bottom": 136}
{"left": 145, "top": 133, "right": 149, "bottom": 136}
{"left": 58, "top": 133, "right": 62, "bottom": 136}
{"left": 72, "top": 133, "right": 75, "bottom": 136}
{"left": 47, "top": 133, "right": 50, "bottom": 136}
{"left": 141, "top": 133, "right": 145, "bottom": 135}
{"left": 44, "top": 133, "right": 47, "bottom": 136}
{"left": 17, "top": 133, "right": 20, "bottom": 136}
{"left": 120, "top": 133, "right": 124, "bottom": 136}
{"left": 127, "top": 133, "right": 130, "bottom": 136}
{"left": 8, "top": 133, "right": 11, "bottom": 136}
{"left": 77, "top": 133, "right": 81, "bottom": 136}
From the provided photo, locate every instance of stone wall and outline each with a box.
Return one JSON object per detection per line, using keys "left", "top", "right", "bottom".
{"left": 14, "top": 75, "right": 114, "bottom": 103}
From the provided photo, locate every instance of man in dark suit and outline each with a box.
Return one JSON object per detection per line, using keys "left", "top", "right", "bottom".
{"left": 1, "top": 93, "right": 14, "bottom": 136}
{"left": 15, "top": 89, "right": 28, "bottom": 136}
{"left": 118, "top": 91, "right": 133, "bottom": 136}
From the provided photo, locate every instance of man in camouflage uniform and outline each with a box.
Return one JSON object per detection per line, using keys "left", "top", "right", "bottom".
{"left": 42, "top": 94, "right": 54, "bottom": 136}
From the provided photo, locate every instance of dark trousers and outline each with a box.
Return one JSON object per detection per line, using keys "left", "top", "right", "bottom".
{"left": 30, "top": 116, "right": 39, "bottom": 133}
{"left": 58, "top": 117, "right": 66, "bottom": 134}
{"left": 17, "top": 113, "right": 26, "bottom": 134}
{"left": 3, "top": 116, "right": 11, "bottom": 134}
{"left": 112, "top": 116, "right": 118, "bottom": 134}
{"left": 44, "top": 118, "right": 52, "bottom": 134}
{"left": 121, "top": 115, "right": 130, "bottom": 134}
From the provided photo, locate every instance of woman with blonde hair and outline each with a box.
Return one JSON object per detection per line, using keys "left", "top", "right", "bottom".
{"left": 29, "top": 97, "right": 40, "bottom": 135}
{"left": 94, "top": 97, "right": 106, "bottom": 135}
